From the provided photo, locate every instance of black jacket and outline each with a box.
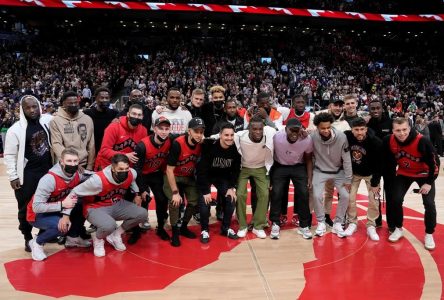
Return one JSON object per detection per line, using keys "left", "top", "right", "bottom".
{"left": 367, "top": 114, "right": 392, "bottom": 140}
{"left": 212, "top": 115, "right": 244, "bottom": 134}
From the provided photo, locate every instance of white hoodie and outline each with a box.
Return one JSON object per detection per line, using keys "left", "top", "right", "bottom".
{"left": 4, "top": 96, "right": 52, "bottom": 184}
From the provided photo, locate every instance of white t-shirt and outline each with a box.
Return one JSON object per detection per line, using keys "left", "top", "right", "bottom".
{"left": 151, "top": 108, "right": 192, "bottom": 134}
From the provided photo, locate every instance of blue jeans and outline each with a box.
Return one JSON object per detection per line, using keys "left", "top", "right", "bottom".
{"left": 31, "top": 202, "right": 84, "bottom": 245}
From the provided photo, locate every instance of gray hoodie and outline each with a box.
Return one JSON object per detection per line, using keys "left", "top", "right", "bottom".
{"left": 32, "top": 163, "right": 89, "bottom": 214}
{"left": 310, "top": 127, "right": 352, "bottom": 182}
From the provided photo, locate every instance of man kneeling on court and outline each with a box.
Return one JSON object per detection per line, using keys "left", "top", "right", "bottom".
{"left": 68, "top": 154, "right": 147, "bottom": 257}
{"left": 27, "top": 149, "right": 91, "bottom": 261}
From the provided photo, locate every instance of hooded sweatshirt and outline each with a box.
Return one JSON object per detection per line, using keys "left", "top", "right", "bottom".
{"left": 30, "top": 163, "right": 88, "bottom": 215}
{"left": 310, "top": 127, "right": 352, "bottom": 182}
{"left": 4, "top": 96, "right": 52, "bottom": 184}
{"left": 50, "top": 108, "right": 95, "bottom": 170}
{"left": 94, "top": 116, "right": 147, "bottom": 170}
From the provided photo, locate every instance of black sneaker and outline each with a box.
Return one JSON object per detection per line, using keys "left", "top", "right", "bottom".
{"left": 180, "top": 226, "right": 197, "bottom": 239}
{"left": 128, "top": 231, "right": 141, "bottom": 245}
{"left": 200, "top": 230, "right": 210, "bottom": 244}
{"left": 325, "top": 214, "right": 334, "bottom": 227}
{"left": 25, "top": 240, "right": 31, "bottom": 252}
{"left": 57, "top": 236, "right": 66, "bottom": 245}
{"left": 221, "top": 228, "right": 239, "bottom": 240}
{"left": 171, "top": 226, "right": 181, "bottom": 247}
{"left": 156, "top": 227, "right": 171, "bottom": 241}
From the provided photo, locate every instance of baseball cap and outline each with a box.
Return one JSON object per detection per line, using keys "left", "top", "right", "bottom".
{"left": 286, "top": 118, "right": 302, "bottom": 129}
{"left": 188, "top": 117, "right": 205, "bottom": 129}
{"left": 154, "top": 116, "right": 171, "bottom": 127}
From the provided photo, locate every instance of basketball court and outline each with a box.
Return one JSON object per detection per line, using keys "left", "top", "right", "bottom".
{"left": 0, "top": 161, "right": 443, "bottom": 299}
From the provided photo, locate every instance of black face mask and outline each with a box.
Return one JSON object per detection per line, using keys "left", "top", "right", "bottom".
{"left": 114, "top": 171, "right": 129, "bottom": 183}
{"left": 129, "top": 117, "right": 142, "bottom": 127}
{"left": 214, "top": 101, "right": 224, "bottom": 110}
{"left": 157, "top": 135, "right": 167, "bottom": 143}
{"left": 63, "top": 164, "right": 78, "bottom": 175}
{"left": 98, "top": 102, "right": 110, "bottom": 110}
{"left": 66, "top": 106, "right": 79, "bottom": 115}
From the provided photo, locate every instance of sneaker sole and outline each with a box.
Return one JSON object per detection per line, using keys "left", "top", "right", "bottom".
{"left": 106, "top": 236, "right": 126, "bottom": 251}
{"left": 270, "top": 234, "right": 280, "bottom": 240}
{"left": 65, "top": 243, "right": 91, "bottom": 248}
{"left": 425, "top": 245, "right": 435, "bottom": 251}
{"left": 388, "top": 237, "right": 403, "bottom": 243}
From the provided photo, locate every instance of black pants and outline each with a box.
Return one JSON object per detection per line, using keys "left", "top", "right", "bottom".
{"left": 431, "top": 135, "right": 443, "bottom": 156}
{"left": 199, "top": 179, "right": 235, "bottom": 232}
{"left": 270, "top": 164, "right": 310, "bottom": 228}
{"left": 141, "top": 172, "right": 169, "bottom": 227}
{"left": 15, "top": 170, "right": 48, "bottom": 241}
{"left": 387, "top": 175, "right": 436, "bottom": 234}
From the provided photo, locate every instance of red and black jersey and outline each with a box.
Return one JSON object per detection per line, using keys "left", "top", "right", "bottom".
{"left": 389, "top": 133, "right": 439, "bottom": 178}
{"left": 285, "top": 109, "right": 311, "bottom": 129}
{"left": 83, "top": 170, "right": 133, "bottom": 216}
{"left": 171, "top": 135, "right": 202, "bottom": 177}
{"left": 26, "top": 171, "right": 80, "bottom": 222}
{"left": 140, "top": 136, "right": 171, "bottom": 174}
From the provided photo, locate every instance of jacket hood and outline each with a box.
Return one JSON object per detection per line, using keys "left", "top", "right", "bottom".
{"left": 19, "top": 95, "right": 43, "bottom": 126}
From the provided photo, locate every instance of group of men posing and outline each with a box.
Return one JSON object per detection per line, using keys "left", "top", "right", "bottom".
{"left": 3, "top": 86, "right": 439, "bottom": 261}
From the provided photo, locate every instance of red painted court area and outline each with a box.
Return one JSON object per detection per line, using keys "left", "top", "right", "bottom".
{"left": 4, "top": 193, "right": 444, "bottom": 299}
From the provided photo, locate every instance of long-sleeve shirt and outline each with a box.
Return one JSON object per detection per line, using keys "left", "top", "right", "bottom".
{"left": 196, "top": 139, "right": 241, "bottom": 195}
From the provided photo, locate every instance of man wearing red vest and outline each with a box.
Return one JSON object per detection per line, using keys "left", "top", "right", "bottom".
{"left": 383, "top": 117, "right": 439, "bottom": 250}
{"left": 94, "top": 104, "right": 147, "bottom": 170}
{"left": 68, "top": 154, "right": 147, "bottom": 257}
{"left": 27, "top": 149, "right": 91, "bottom": 261}
{"left": 165, "top": 117, "right": 204, "bottom": 247}
{"left": 284, "top": 94, "right": 315, "bottom": 132}
{"left": 132, "top": 117, "right": 174, "bottom": 243}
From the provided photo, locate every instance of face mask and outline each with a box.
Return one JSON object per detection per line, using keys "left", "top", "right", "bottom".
{"left": 214, "top": 101, "right": 224, "bottom": 110}
{"left": 66, "top": 106, "right": 79, "bottom": 114}
{"left": 129, "top": 117, "right": 142, "bottom": 127}
{"left": 114, "top": 171, "right": 128, "bottom": 183}
{"left": 63, "top": 164, "right": 78, "bottom": 175}
{"left": 99, "top": 101, "right": 110, "bottom": 109}
{"left": 157, "top": 135, "right": 167, "bottom": 143}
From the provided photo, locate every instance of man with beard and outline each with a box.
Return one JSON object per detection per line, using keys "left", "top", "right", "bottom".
{"left": 244, "top": 92, "right": 283, "bottom": 130}
{"left": 83, "top": 87, "right": 119, "bottom": 156}
{"left": 164, "top": 118, "right": 204, "bottom": 247}
{"left": 212, "top": 99, "right": 244, "bottom": 134}
{"left": 196, "top": 123, "right": 241, "bottom": 243}
{"left": 235, "top": 116, "right": 276, "bottom": 239}
{"left": 311, "top": 113, "right": 351, "bottom": 238}
{"left": 382, "top": 118, "right": 439, "bottom": 250}
{"left": 367, "top": 99, "right": 393, "bottom": 227}
{"left": 151, "top": 88, "right": 192, "bottom": 135}
{"left": 120, "top": 89, "right": 153, "bottom": 133}
{"left": 269, "top": 118, "right": 313, "bottom": 240}
{"left": 132, "top": 117, "right": 174, "bottom": 243}
{"left": 50, "top": 91, "right": 95, "bottom": 170}
{"left": 94, "top": 104, "right": 146, "bottom": 170}
{"left": 4, "top": 95, "right": 53, "bottom": 252}
{"left": 343, "top": 118, "right": 383, "bottom": 240}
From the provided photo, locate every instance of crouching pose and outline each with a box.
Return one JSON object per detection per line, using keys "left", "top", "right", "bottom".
{"left": 68, "top": 154, "right": 147, "bottom": 257}
{"left": 27, "top": 149, "right": 91, "bottom": 261}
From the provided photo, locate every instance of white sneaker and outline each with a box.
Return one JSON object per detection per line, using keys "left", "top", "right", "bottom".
{"left": 252, "top": 228, "right": 266, "bottom": 239}
{"left": 367, "top": 226, "right": 380, "bottom": 241}
{"left": 92, "top": 235, "right": 105, "bottom": 257}
{"left": 106, "top": 231, "right": 126, "bottom": 251}
{"left": 237, "top": 228, "right": 248, "bottom": 238}
{"left": 332, "top": 223, "right": 346, "bottom": 238}
{"left": 270, "top": 223, "right": 280, "bottom": 240}
{"left": 315, "top": 222, "right": 327, "bottom": 236}
{"left": 388, "top": 227, "right": 404, "bottom": 242}
{"left": 65, "top": 236, "right": 92, "bottom": 248}
{"left": 297, "top": 227, "right": 313, "bottom": 239}
{"left": 425, "top": 234, "right": 435, "bottom": 250}
{"left": 30, "top": 239, "right": 47, "bottom": 261}
{"left": 343, "top": 223, "right": 358, "bottom": 237}
{"left": 139, "top": 221, "right": 151, "bottom": 231}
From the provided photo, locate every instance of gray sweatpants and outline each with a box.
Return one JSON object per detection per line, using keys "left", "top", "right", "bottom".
{"left": 312, "top": 170, "right": 350, "bottom": 224}
{"left": 87, "top": 200, "right": 148, "bottom": 239}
